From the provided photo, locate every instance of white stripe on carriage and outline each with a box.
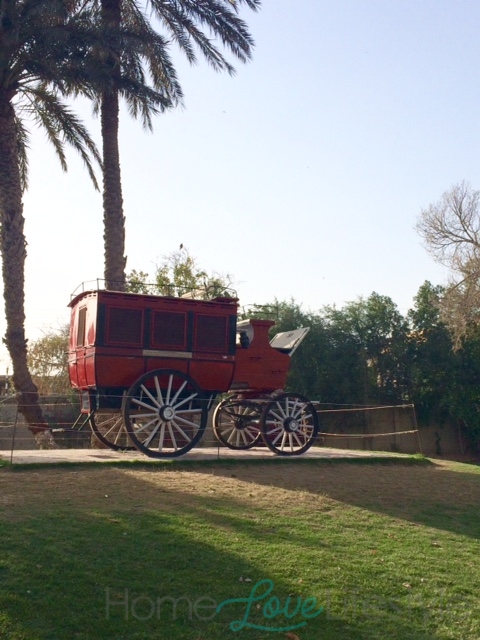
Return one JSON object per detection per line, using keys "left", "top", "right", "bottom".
{"left": 142, "top": 350, "right": 193, "bottom": 359}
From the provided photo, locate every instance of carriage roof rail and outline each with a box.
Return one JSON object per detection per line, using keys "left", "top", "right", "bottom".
{"left": 70, "top": 279, "right": 238, "bottom": 301}
{"left": 70, "top": 279, "right": 103, "bottom": 299}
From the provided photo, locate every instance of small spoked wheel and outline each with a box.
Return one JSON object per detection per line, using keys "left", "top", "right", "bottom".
{"left": 213, "top": 395, "right": 262, "bottom": 450}
{"left": 260, "top": 393, "right": 318, "bottom": 456}
{"left": 89, "top": 412, "right": 135, "bottom": 451}
{"left": 122, "top": 369, "right": 207, "bottom": 458}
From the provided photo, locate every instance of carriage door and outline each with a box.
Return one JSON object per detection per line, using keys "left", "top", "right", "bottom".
{"left": 74, "top": 305, "right": 88, "bottom": 387}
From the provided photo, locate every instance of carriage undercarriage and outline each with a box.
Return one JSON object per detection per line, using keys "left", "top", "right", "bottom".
{"left": 85, "top": 372, "right": 319, "bottom": 458}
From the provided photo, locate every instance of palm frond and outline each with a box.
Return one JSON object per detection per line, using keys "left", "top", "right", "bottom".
{"left": 149, "top": 0, "right": 256, "bottom": 71}
{"left": 27, "top": 84, "right": 101, "bottom": 190}
{"left": 14, "top": 113, "right": 30, "bottom": 192}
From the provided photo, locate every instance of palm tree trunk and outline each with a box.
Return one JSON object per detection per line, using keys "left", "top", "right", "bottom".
{"left": 101, "top": 0, "right": 126, "bottom": 292}
{"left": 0, "top": 94, "right": 50, "bottom": 436}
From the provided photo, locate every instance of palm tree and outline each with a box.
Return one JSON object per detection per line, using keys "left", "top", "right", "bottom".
{"left": 96, "top": 0, "right": 261, "bottom": 290}
{"left": 0, "top": 0, "right": 103, "bottom": 438}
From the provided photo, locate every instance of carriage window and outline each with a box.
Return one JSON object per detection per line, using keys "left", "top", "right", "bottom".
{"left": 195, "top": 315, "right": 228, "bottom": 351}
{"left": 77, "top": 307, "right": 87, "bottom": 347}
{"left": 152, "top": 311, "right": 186, "bottom": 348}
{"left": 106, "top": 307, "right": 143, "bottom": 345}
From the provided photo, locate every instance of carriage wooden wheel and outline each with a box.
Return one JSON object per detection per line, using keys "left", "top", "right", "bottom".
{"left": 213, "top": 395, "right": 262, "bottom": 450}
{"left": 260, "top": 393, "right": 318, "bottom": 456}
{"left": 122, "top": 369, "right": 208, "bottom": 458}
{"left": 89, "top": 412, "right": 135, "bottom": 451}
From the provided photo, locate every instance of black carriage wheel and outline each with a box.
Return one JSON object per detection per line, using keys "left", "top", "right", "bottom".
{"left": 122, "top": 369, "right": 207, "bottom": 458}
{"left": 213, "top": 395, "right": 262, "bottom": 450}
{"left": 260, "top": 393, "right": 318, "bottom": 456}
{"left": 89, "top": 412, "right": 135, "bottom": 451}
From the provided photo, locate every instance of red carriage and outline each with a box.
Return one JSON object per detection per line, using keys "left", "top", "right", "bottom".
{"left": 68, "top": 285, "right": 317, "bottom": 458}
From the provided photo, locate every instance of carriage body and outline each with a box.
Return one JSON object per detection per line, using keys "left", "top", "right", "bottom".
{"left": 68, "top": 287, "right": 317, "bottom": 457}
{"left": 68, "top": 289, "right": 239, "bottom": 412}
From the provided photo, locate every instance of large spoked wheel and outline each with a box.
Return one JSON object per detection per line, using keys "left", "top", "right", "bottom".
{"left": 260, "top": 393, "right": 318, "bottom": 456}
{"left": 122, "top": 369, "right": 207, "bottom": 458}
{"left": 213, "top": 395, "right": 262, "bottom": 450}
{"left": 89, "top": 412, "right": 135, "bottom": 451}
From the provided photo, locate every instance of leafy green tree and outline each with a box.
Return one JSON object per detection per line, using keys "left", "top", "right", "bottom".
{"left": 244, "top": 296, "right": 410, "bottom": 406}
{"left": 0, "top": 0, "right": 101, "bottom": 436}
{"left": 446, "top": 330, "right": 480, "bottom": 447}
{"left": 323, "top": 294, "right": 410, "bottom": 405}
{"left": 126, "top": 247, "right": 234, "bottom": 298}
{"left": 125, "top": 269, "right": 151, "bottom": 294}
{"left": 407, "top": 281, "right": 480, "bottom": 447}
{"left": 94, "top": 0, "right": 261, "bottom": 290}
{"left": 406, "top": 281, "right": 453, "bottom": 423}
{"left": 27, "top": 326, "right": 71, "bottom": 395}
{"left": 319, "top": 309, "right": 372, "bottom": 405}
{"left": 156, "top": 248, "right": 215, "bottom": 296}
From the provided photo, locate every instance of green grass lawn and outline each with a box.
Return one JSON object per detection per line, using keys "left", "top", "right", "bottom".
{"left": 0, "top": 457, "right": 479, "bottom": 639}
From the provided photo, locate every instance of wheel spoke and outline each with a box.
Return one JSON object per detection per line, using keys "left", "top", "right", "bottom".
{"left": 244, "top": 427, "right": 259, "bottom": 440}
{"left": 102, "top": 421, "right": 120, "bottom": 440}
{"left": 286, "top": 433, "right": 291, "bottom": 451}
{"left": 131, "top": 411, "right": 158, "bottom": 419}
{"left": 112, "top": 425, "right": 125, "bottom": 446}
{"left": 157, "top": 423, "right": 166, "bottom": 451}
{"left": 154, "top": 376, "right": 165, "bottom": 407}
{"left": 169, "top": 420, "right": 192, "bottom": 443}
{"left": 265, "top": 421, "right": 282, "bottom": 435}
{"left": 292, "top": 432, "right": 304, "bottom": 448}
{"left": 174, "top": 414, "right": 201, "bottom": 430}
{"left": 173, "top": 392, "right": 199, "bottom": 411}
{"left": 289, "top": 400, "right": 304, "bottom": 420}
{"left": 165, "top": 374, "right": 174, "bottom": 405}
{"left": 167, "top": 422, "right": 178, "bottom": 450}
{"left": 171, "top": 379, "right": 188, "bottom": 406}
{"left": 133, "top": 416, "right": 159, "bottom": 435}
{"left": 176, "top": 407, "right": 202, "bottom": 415}
{"left": 143, "top": 421, "right": 161, "bottom": 447}
{"left": 271, "top": 429, "right": 284, "bottom": 445}
{"left": 269, "top": 408, "right": 285, "bottom": 422}
{"left": 90, "top": 413, "right": 134, "bottom": 451}
{"left": 226, "top": 428, "right": 237, "bottom": 444}
{"left": 139, "top": 384, "right": 161, "bottom": 408}
{"left": 276, "top": 401, "right": 288, "bottom": 419}
{"left": 132, "top": 397, "right": 157, "bottom": 412}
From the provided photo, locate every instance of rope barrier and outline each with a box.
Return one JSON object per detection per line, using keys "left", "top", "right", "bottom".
{"left": 314, "top": 403, "right": 414, "bottom": 414}
{"left": 0, "top": 395, "right": 423, "bottom": 459}
{"left": 319, "top": 429, "right": 418, "bottom": 438}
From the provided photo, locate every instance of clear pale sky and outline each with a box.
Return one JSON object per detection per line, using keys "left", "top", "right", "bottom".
{"left": 2, "top": 0, "right": 479, "bottom": 371}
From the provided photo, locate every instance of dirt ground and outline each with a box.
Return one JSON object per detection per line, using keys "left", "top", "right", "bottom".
{"left": 0, "top": 459, "right": 479, "bottom": 521}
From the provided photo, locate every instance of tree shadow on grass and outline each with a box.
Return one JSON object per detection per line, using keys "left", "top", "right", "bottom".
{"left": 0, "top": 466, "right": 450, "bottom": 640}
{"left": 179, "top": 458, "right": 480, "bottom": 539}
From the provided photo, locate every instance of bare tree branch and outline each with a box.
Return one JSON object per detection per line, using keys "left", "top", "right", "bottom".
{"left": 416, "top": 181, "right": 480, "bottom": 346}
